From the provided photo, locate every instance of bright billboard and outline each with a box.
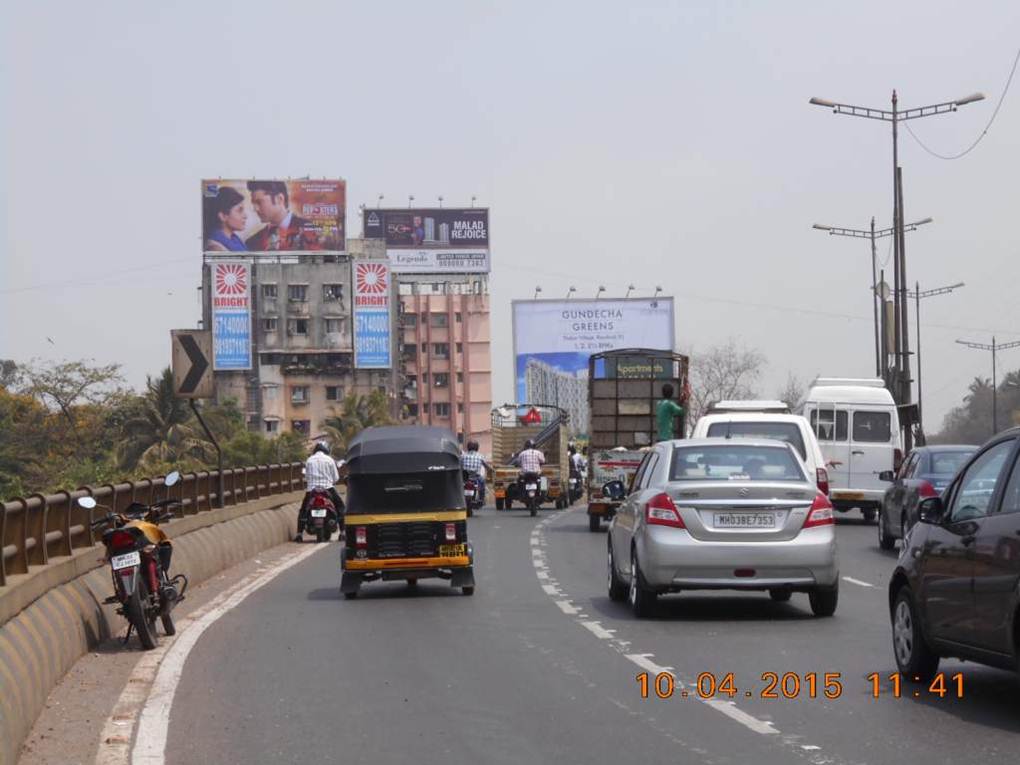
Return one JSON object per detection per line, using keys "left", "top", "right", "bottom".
{"left": 211, "top": 262, "right": 252, "bottom": 370}
{"left": 202, "top": 179, "right": 346, "bottom": 252}
{"left": 353, "top": 261, "right": 392, "bottom": 369}
{"left": 512, "top": 298, "right": 675, "bottom": 428}
{"left": 362, "top": 208, "right": 489, "bottom": 273}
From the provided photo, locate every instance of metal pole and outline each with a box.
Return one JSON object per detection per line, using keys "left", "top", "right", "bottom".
{"left": 871, "top": 218, "right": 881, "bottom": 378}
{"left": 993, "top": 337, "right": 998, "bottom": 435}
{"left": 190, "top": 399, "right": 224, "bottom": 508}
{"left": 879, "top": 268, "right": 888, "bottom": 383}
{"left": 891, "top": 90, "right": 901, "bottom": 402}
{"left": 915, "top": 282, "right": 922, "bottom": 431}
{"left": 896, "top": 167, "right": 912, "bottom": 452}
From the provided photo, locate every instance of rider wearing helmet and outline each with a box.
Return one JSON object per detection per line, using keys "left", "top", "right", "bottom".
{"left": 460, "top": 439, "right": 492, "bottom": 504}
{"left": 297, "top": 442, "right": 344, "bottom": 540}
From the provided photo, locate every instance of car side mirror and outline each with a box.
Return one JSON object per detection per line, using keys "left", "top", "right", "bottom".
{"left": 918, "top": 496, "right": 945, "bottom": 525}
{"left": 879, "top": 470, "right": 895, "bottom": 482}
{"left": 602, "top": 480, "right": 626, "bottom": 501}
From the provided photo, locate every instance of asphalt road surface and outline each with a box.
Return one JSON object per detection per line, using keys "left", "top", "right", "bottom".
{"left": 163, "top": 506, "right": 1020, "bottom": 765}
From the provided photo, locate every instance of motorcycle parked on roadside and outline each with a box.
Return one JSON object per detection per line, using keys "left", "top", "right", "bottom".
{"left": 463, "top": 471, "right": 484, "bottom": 517}
{"left": 307, "top": 488, "right": 341, "bottom": 542}
{"left": 78, "top": 471, "right": 188, "bottom": 650}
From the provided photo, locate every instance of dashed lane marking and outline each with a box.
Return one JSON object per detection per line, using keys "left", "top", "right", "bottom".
{"left": 842, "top": 576, "right": 875, "bottom": 588}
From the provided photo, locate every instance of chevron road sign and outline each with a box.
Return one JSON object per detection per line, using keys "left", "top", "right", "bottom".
{"left": 171, "top": 330, "right": 214, "bottom": 398}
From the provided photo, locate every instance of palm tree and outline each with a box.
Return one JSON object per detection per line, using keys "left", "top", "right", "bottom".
{"left": 117, "top": 368, "right": 213, "bottom": 470}
{"left": 320, "top": 390, "right": 393, "bottom": 454}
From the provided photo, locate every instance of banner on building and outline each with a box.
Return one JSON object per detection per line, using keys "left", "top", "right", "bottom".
{"left": 202, "top": 179, "right": 345, "bottom": 253}
{"left": 211, "top": 262, "right": 252, "bottom": 370}
{"left": 353, "top": 261, "right": 392, "bottom": 369}
{"left": 362, "top": 208, "right": 490, "bottom": 272}
{"left": 511, "top": 298, "right": 675, "bottom": 431}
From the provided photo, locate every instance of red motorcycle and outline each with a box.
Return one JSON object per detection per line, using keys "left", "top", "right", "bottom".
{"left": 307, "top": 488, "right": 341, "bottom": 543}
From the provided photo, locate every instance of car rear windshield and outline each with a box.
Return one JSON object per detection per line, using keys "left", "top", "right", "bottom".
{"left": 670, "top": 445, "right": 806, "bottom": 482}
{"left": 706, "top": 421, "right": 807, "bottom": 460}
{"left": 346, "top": 471, "right": 462, "bottom": 513}
{"left": 930, "top": 450, "right": 974, "bottom": 475}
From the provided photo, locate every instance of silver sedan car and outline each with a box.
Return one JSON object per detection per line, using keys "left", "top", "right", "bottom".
{"left": 607, "top": 439, "right": 839, "bottom": 618}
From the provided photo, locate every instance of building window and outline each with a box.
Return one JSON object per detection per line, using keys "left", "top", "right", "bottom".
{"left": 262, "top": 384, "right": 279, "bottom": 400}
{"left": 262, "top": 318, "right": 278, "bottom": 332}
{"left": 421, "top": 342, "right": 428, "bottom": 352}
{"left": 431, "top": 313, "right": 449, "bottom": 328}
{"left": 399, "top": 283, "right": 414, "bottom": 296}
{"left": 265, "top": 419, "right": 279, "bottom": 434}
{"left": 291, "top": 419, "right": 310, "bottom": 434}
{"left": 434, "top": 403, "right": 451, "bottom": 417}
{"left": 262, "top": 284, "right": 278, "bottom": 299}
{"left": 433, "top": 343, "right": 450, "bottom": 359}
{"left": 325, "top": 318, "right": 344, "bottom": 333}
{"left": 288, "top": 284, "right": 308, "bottom": 301}
{"left": 457, "top": 403, "right": 464, "bottom": 414}
{"left": 407, "top": 403, "right": 419, "bottom": 416}
{"left": 434, "top": 373, "right": 449, "bottom": 388}
{"left": 325, "top": 386, "right": 342, "bottom": 401}
{"left": 323, "top": 284, "right": 344, "bottom": 302}
{"left": 287, "top": 318, "right": 309, "bottom": 335}
{"left": 456, "top": 342, "right": 463, "bottom": 354}
{"left": 455, "top": 312, "right": 462, "bottom": 323}
{"left": 456, "top": 372, "right": 463, "bottom": 384}
{"left": 402, "top": 343, "right": 417, "bottom": 356}
{"left": 421, "top": 373, "right": 429, "bottom": 386}
{"left": 291, "top": 386, "right": 309, "bottom": 404}
{"left": 403, "top": 313, "right": 418, "bottom": 327}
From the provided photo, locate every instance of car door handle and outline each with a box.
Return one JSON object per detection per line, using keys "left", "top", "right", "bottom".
{"left": 852, "top": 450, "right": 865, "bottom": 456}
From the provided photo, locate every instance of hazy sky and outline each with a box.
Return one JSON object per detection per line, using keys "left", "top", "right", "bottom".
{"left": 2, "top": 1, "right": 1018, "bottom": 432}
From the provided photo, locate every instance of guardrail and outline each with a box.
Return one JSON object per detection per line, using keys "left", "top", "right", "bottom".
{"left": 0, "top": 462, "right": 304, "bottom": 587}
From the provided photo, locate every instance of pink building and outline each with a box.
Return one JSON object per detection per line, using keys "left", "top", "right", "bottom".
{"left": 397, "top": 275, "right": 492, "bottom": 453}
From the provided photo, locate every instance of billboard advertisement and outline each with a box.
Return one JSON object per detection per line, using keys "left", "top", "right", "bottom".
{"left": 362, "top": 208, "right": 489, "bottom": 273}
{"left": 511, "top": 298, "right": 675, "bottom": 429}
{"left": 211, "top": 262, "right": 252, "bottom": 370}
{"left": 202, "top": 179, "right": 345, "bottom": 252}
{"left": 353, "top": 261, "right": 392, "bottom": 369}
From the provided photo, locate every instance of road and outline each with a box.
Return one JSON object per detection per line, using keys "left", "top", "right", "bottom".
{"left": 113, "top": 507, "right": 1020, "bottom": 764}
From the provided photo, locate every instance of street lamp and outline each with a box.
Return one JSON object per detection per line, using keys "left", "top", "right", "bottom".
{"left": 566, "top": 286, "right": 576, "bottom": 299}
{"left": 533, "top": 286, "right": 542, "bottom": 300}
{"left": 408, "top": 194, "right": 415, "bottom": 207}
{"left": 625, "top": 284, "right": 635, "bottom": 299}
{"left": 907, "top": 281, "right": 964, "bottom": 433}
{"left": 810, "top": 89, "right": 984, "bottom": 450}
{"left": 653, "top": 286, "right": 663, "bottom": 298}
{"left": 956, "top": 337, "right": 1020, "bottom": 435}
{"left": 813, "top": 217, "right": 933, "bottom": 378}
{"left": 596, "top": 286, "right": 606, "bottom": 299}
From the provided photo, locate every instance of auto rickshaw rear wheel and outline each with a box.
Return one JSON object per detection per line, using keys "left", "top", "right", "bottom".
{"left": 462, "top": 586, "right": 475, "bottom": 596}
{"left": 495, "top": 497, "right": 504, "bottom": 510}
{"left": 343, "top": 591, "right": 358, "bottom": 600}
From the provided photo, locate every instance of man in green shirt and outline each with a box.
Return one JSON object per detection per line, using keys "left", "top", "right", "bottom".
{"left": 656, "top": 383, "right": 686, "bottom": 441}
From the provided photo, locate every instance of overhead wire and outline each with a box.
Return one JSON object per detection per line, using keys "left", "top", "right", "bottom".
{"left": 904, "top": 46, "right": 1020, "bottom": 160}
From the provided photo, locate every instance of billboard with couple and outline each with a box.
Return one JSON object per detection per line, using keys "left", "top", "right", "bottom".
{"left": 202, "top": 179, "right": 346, "bottom": 253}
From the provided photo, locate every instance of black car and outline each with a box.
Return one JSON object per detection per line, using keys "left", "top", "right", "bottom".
{"left": 888, "top": 428, "right": 1020, "bottom": 680}
{"left": 877, "top": 445, "right": 976, "bottom": 550}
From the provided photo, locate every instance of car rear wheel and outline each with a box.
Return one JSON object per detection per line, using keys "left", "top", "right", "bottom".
{"left": 607, "top": 541, "right": 627, "bottom": 602}
{"left": 768, "top": 588, "right": 792, "bottom": 602}
{"left": 495, "top": 497, "right": 504, "bottom": 510}
{"left": 862, "top": 508, "right": 877, "bottom": 523}
{"left": 628, "top": 551, "right": 657, "bottom": 618}
{"left": 892, "top": 588, "right": 939, "bottom": 681}
{"left": 809, "top": 582, "right": 838, "bottom": 617}
{"left": 878, "top": 511, "right": 895, "bottom": 550}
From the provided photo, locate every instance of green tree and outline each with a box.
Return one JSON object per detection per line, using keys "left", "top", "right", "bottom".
{"left": 320, "top": 390, "right": 394, "bottom": 454}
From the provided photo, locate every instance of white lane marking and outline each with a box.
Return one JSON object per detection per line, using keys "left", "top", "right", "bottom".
{"left": 581, "top": 621, "right": 616, "bottom": 639}
{"left": 842, "top": 576, "right": 875, "bottom": 588}
{"left": 536, "top": 570, "right": 550, "bottom": 580}
{"left": 703, "top": 699, "right": 780, "bottom": 736}
{"left": 626, "top": 654, "right": 674, "bottom": 675}
{"left": 541, "top": 584, "right": 561, "bottom": 596}
{"left": 91, "top": 544, "right": 322, "bottom": 765}
{"left": 801, "top": 745, "right": 822, "bottom": 751}
{"left": 556, "top": 600, "right": 579, "bottom": 615}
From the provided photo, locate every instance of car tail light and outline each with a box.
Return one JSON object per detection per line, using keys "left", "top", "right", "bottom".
{"left": 444, "top": 523, "right": 457, "bottom": 542}
{"left": 894, "top": 449, "right": 904, "bottom": 471}
{"left": 109, "top": 530, "right": 136, "bottom": 550}
{"left": 918, "top": 480, "right": 938, "bottom": 499}
{"left": 645, "top": 493, "right": 685, "bottom": 529}
{"left": 354, "top": 526, "right": 367, "bottom": 547}
{"left": 803, "top": 493, "right": 834, "bottom": 529}
{"left": 816, "top": 467, "right": 830, "bottom": 496}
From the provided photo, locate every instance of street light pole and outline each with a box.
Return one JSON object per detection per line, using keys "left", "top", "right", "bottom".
{"left": 956, "top": 337, "right": 1020, "bottom": 435}
{"left": 907, "top": 281, "right": 964, "bottom": 434}
{"left": 812, "top": 217, "right": 932, "bottom": 381}
{"left": 810, "top": 89, "right": 985, "bottom": 451}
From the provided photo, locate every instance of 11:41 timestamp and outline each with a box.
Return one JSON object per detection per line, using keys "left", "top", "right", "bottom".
{"left": 867, "top": 672, "right": 964, "bottom": 698}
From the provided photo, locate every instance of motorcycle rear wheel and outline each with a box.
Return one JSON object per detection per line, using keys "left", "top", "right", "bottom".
{"left": 126, "top": 580, "right": 158, "bottom": 650}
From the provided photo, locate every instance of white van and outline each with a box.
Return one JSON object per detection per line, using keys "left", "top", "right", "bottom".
{"left": 801, "top": 378, "right": 902, "bottom": 522}
{"left": 692, "top": 405, "right": 830, "bottom": 497}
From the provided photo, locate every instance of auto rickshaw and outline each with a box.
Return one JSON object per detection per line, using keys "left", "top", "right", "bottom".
{"left": 340, "top": 425, "right": 475, "bottom": 598}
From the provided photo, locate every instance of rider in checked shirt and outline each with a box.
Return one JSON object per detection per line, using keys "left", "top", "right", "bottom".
{"left": 512, "top": 439, "right": 546, "bottom": 485}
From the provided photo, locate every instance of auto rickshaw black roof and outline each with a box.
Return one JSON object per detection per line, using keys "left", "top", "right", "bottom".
{"left": 345, "top": 425, "right": 463, "bottom": 475}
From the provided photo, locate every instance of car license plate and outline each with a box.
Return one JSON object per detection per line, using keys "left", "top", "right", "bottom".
{"left": 110, "top": 551, "right": 141, "bottom": 570}
{"left": 310, "top": 508, "right": 327, "bottom": 518}
{"left": 837, "top": 491, "right": 865, "bottom": 501}
{"left": 439, "top": 544, "right": 466, "bottom": 557}
{"left": 715, "top": 513, "right": 776, "bottom": 529}
{"left": 464, "top": 489, "right": 475, "bottom": 497}
{"left": 526, "top": 483, "right": 538, "bottom": 491}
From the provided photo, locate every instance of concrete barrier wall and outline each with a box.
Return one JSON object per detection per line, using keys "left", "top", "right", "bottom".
{"left": 0, "top": 494, "right": 303, "bottom": 765}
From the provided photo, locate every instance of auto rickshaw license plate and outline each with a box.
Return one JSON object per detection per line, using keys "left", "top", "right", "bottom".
{"left": 439, "top": 544, "right": 466, "bottom": 557}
